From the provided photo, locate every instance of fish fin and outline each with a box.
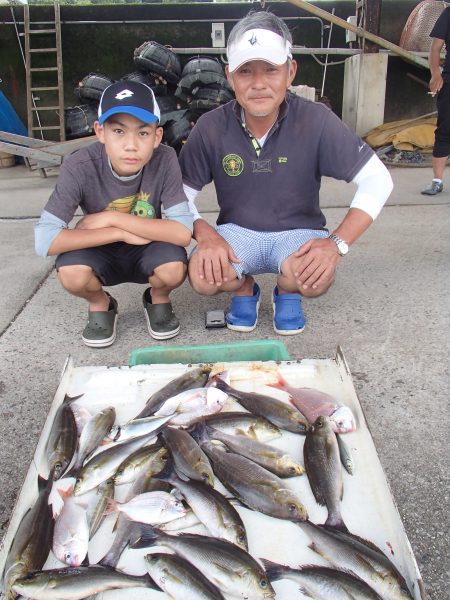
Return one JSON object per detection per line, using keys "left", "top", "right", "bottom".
{"left": 153, "top": 457, "right": 176, "bottom": 483}
{"left": 260, "top": 558, "right": 285, "bottom": 582}
{"left": 129, "top": 523, "right": 159, "bottom": 549}
{"left": 80, "top": 554, "right": 90, "bottom": 567}
{"left": 307, "top": 540, "right": 329, "bottom": 562}
{"left": 63, "top": 393, "right": 84, "bottom": 403}
{"left": 104, "top": 497, "right": 118, "bottom": 517}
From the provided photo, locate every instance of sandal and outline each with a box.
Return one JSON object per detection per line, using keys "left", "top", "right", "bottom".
{"left": 143, "top": 287, "right": 180, "bottom": 340}
{"left": 226, "top": 283, "right": 261, "bottom": 332}
{"left": 81, "top": 292, "right": 118, "bottom": 348}
{"left": 272, "top": 286, "right": 305, "bottom": 335}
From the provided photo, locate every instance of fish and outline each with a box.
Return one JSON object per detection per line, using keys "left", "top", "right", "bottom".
{"left": 105, "top": 490, "right": 186, "bottom": 525}
{"left": 206, "top": 425, "right": 305, "bottom": 478}
{"left": 113, "top": 442, "right": 167, "bottom": 486}
{"left": 337, "top": 433, "right": 355, "bottom": 475}
{"left": 53, "top": 485, "right": 90, "bottom": 566}
{"left": 298, "top": 520, "right": 413, "bottom": 599}
{"left": 2, "top": 475, "right": 54, "bottom": 600}
{"left": 74, "top": 432, "right": 156, "bottom": 495}
{"left": 268, "top": 373, "right": 356, "bottom": 433}
{"left": 88, "top": 478, "right": 115, "bottom": 539}
{"left": 203, "top": 411, "right": 281, "bottom": 442}
{"left": 193, "top": 424, "right": 308, "bottom": 522}
{"left": 145, "top": 552, "right": 226, "bottom": 599}
{"left": 161, "top": 425, "right": 214, "bottom": 485}
{"left": 45, "top": 394, "right": 79, "bottom": 479}
{"left": 67, "top": 406, "right": 116, "bottom": 476}
{"left": 99, "top": 465, "right": 170, "bottom": 567}
{"left": 131, "top": 526, "right": 276, "bottom": 599}
{"left": 106, "top": 413, "right": 174, "bottom": 444}
{"left": 211, "top": 378, "right": 308, "bottom": 434}
{"left": 12, "top": 565, "right": 157, "bottom": 599}
{"left": 134, "top": 365, "right": 212, "bottom": 419}
{"left": 155, "top": 459, "right": 248, "bottom": 549}
{"left": 154, "top": 386, "right": 228, "bottom": 426}
{"left": 262, "top": 559, "right": 383, "bottom": 599}
{"left": 303, "top": 415, "right": 347, "bottom": 531}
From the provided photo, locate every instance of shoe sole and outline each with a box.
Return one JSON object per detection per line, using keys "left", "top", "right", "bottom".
{"left": 226, "top": 298, "right": 260, "bottom": 332}
{"left": 82, "top": 314, "right": 118, "bottom": 348}
{"left": 272, "top": 300, "right": 305, "bottom": 335}
{"left": 144, "top": 307, "right": 180, "bottom": 340}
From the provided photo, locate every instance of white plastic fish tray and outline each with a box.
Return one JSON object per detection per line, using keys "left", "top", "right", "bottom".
{"left": 0, "top": 349, "right": 426, "bottom": 599}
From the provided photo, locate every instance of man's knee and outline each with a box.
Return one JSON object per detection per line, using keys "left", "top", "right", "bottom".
{"left": 187, "top": 260, "right": 219, "bottom": 296}
{"left": 57, "top": 265, "right": 94, "bottom": 293}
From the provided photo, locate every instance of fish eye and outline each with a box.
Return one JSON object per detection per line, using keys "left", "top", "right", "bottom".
{"left": 64, "top": 551, "right": 72, "bottom": 561}
{"left": 288, "top": 503, "right": 299, "bottom": 514}
{"left": 288, "top": 467, "right": 296, "bottom": 475}
{"left": 259, "top": 578, "right": 269, "bottom": 588}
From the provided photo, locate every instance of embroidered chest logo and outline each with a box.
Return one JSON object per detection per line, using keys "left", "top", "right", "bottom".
{"left": 223, "top": 154, "right": 244, "bottom": 177}
{"left": 252, "top": 159, "right": 272, "bottom": 173}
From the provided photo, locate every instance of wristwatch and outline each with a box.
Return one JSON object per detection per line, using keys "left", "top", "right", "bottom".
{"left": 328, "top": 233, "right": 349, "bottom": 256}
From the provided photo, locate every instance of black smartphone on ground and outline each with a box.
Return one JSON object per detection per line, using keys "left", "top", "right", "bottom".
{"left": 205, "top": 310, "right": 226, "bottom": 328}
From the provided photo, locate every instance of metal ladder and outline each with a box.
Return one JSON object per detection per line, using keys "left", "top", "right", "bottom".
{"left": 24, "top": 0, "right": 65, "bottom": 142}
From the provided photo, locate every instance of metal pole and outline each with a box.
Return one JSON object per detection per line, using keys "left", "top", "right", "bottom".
{"left": 286, "top": 0, "right": 429, "bottom": 70}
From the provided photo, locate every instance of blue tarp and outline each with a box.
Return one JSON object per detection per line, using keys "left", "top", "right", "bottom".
{"left": 0, "top": 91, "right": 27, "bottom": 137}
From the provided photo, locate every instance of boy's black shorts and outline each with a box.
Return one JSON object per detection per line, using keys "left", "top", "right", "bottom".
{"left": 55, "top": 241, "right": 187, "bottom": 286}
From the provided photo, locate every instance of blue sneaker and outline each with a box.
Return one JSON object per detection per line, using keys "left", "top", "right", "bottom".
{"left": 226, "top": 283, "right": 261, "bottom": 332}
{"left": 272, "top": 286, "right": 305, "bottom": 335}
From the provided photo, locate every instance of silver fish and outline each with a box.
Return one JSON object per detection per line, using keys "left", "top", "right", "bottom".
{"left": 45, "top": 395, "right": 79, "bottom": 480}
{"left": 262, "top": 559, "right": 383, "bottom": 599}
{"left": 132, "top": 527, "right": 275, "bottom": 599}
{"left": 211, "top": 378, "right": 308, "bottom": 433}
{"left": 204, "top": 411, "right": 281, "bottom": 442}
{"left": 88, "top": 478, "right": 115, "bottom": 539}
{"left": 155, "top": 386, "right": 228, "bottom": 426}
{"left": 113, "top": 442, "right": 168, "bottom": 486}
{"left": 269, "top": 373, "right": 356, "bottom": 433}
{"left": 105, "top": 490, "right": 186, "bottom": 525}
{"left": 134, "top": 365, "right": 212, "bottom": 418}
{"left": 195, "top": 425, "right": 308, "bottom": 522}
{"left": 53, "top": 486, "right": 89, "bottom": 566}
{"left": 206, "top": 425, "right": 305, "bottom": 478}
{"left": 68, "top": 406, "right": 116, "bottom": 475}
{"left": 2, "top": 476, "right": 54, "bottom": 600}
{"left": 107, "top": 413, "right": 174, "bottom": 443}
{"left": 12, "top": 565, "right": 157, "bottom": 599}
{"left": 337, "top": 433, "right": 355, "bottom": 475}
{"left": 156, "top": 460, "right": 248, "bottom": 549}
{"left": 299, "top": 521, "right": 413, "bottom": 599}
{"left": 162, "top": 425, "right": 214, "bottom": 485}
{"left": 303, "top": 415, "right": 346, "bottom": 531}
{"left": 145, "top": 552, "right": 226, "bottom": 599}
{"left": 74, "top": 432, "right": 155, "bottom": 495}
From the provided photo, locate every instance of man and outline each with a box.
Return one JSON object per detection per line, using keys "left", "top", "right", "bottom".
{"left": 179, "top": 11, "right": 393, "bottom": 335}
{"left": 422, "top": 6, "right": 450, "bottom": 196}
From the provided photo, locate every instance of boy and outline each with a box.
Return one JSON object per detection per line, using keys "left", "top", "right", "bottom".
{"left": 35, "top": 81, "right": 193, "bottom": 347}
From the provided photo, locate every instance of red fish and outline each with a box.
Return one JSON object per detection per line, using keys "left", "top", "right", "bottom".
{"left": 268, "top": 373, "right": 356, "bottom": 433}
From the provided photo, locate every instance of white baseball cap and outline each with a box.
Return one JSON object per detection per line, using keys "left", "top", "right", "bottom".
{"left": 227, "top": 28, "right": 292, "bottom": 73}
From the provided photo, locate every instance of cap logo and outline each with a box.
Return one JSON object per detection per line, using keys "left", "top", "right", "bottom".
{"left": 248, "top": 33, "right": 258, "bottom": 46}
{"left": 115, "top": 89, "right": 134, "bottom": 101}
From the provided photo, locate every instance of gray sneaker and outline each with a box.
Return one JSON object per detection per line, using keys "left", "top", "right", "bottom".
{"left": 143, "top": 288, "right": 180, "bottom": 340}
{"left": 82, "top": 293, "right": 118, "bottom": 348}
{"left": 421, "top": 180, "right": 443, "bottom": 195}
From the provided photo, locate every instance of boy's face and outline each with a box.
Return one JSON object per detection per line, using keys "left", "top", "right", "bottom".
{"left": 94, "top": 113, "right": 163, "bottom": 177}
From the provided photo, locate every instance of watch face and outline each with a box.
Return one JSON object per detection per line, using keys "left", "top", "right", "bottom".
{"left": 338, "top": 241, "right": 349, "bottom": 255}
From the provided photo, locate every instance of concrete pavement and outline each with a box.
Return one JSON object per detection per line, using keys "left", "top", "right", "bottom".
{"left": 0, "top": 162, "right": 448, "bottom": 598}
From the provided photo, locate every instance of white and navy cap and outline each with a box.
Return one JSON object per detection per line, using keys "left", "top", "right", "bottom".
{"left": 98, "top": 81, "right": 161, "bottom": 125}
{"left": 227, "top": 28, "right": 292, "bottom": 73}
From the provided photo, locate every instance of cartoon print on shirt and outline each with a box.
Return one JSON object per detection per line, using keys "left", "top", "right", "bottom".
{"left": 105, "top": 191, "right": 155, "bottom": 218}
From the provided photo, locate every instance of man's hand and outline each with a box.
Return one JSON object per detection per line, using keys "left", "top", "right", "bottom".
{"left": 194, "top": 228, "right": 240, "bottom": 286}
{"left": 292, "top": 238, "right": 340, "bottom": 290}
{"left": 429, "top": 73, "right": 443, "bottom": 96}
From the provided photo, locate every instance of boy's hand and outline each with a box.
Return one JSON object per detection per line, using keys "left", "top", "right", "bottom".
{"left": 76, "top": 212, "right": 114, "bottom": 230}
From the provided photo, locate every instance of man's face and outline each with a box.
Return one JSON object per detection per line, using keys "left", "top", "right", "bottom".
{"left": 94, "top": 113, "right": 163, "bottom": 177}
{"left": 226, "top": 59, "right": 297, "bottom": 120}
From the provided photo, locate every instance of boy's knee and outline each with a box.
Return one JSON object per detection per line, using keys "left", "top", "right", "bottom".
{"left": 57, "top": 265, "right": 93, "bottom": 292}
{"left": 153, "top": 261, "right": 187, "bottom": 287}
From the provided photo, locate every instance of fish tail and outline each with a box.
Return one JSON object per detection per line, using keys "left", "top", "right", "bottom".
{"left": 324, "top": 513, "right": 349, "bottom": 534}
{"left": 153, "top": 457, "right": 176, "bottom": 483}
{"left": 260, "top": 558, "right": 285, "bottom": 582}
{"left": 267, "top": 371, "right": 287, "bottom": 391}
{"left": 129, "top": 523, "right": 160, "bottom": 549}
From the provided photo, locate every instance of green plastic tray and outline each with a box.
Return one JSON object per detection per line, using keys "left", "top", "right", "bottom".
{"left": 129, "top": 340, "right": 290, "bottom": 366}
